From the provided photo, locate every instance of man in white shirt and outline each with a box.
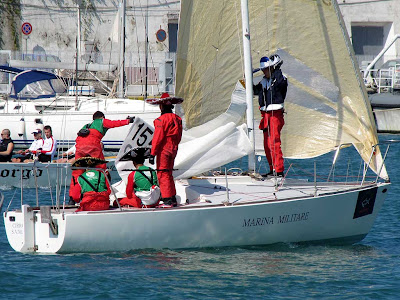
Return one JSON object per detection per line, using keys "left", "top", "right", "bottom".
{"left": 37, "top": 125, "right": 57, "bottom": 162}
{"left": 12, "top": 129, "right": 44, "bottom": 162}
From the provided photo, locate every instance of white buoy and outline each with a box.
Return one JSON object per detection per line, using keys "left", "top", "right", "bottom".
{"left": 18, "top": 118, "right": 25, "bottom": 137}
{"left": 35, "top": 120, "right": 44, "bottom": 132}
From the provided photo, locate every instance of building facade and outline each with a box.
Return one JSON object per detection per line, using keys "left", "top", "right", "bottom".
{"left": 1, "top": 0, "right": 398, "bottom": 96}
{"left": 338, "top": 0, "right": 400, "bottom": 68}
{"left": 0, "top": 0, "right": 180, "bottom": 96}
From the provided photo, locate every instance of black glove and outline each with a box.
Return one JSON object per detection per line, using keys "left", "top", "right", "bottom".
{"left": 127, "top": 116, "right": 135, "bottom": 123}
{"left": 149, "top": 155, "right": 155, "bottom": 165}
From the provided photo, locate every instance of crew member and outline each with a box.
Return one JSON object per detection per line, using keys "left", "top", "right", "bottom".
{"left": 73, "top": 157, "right": 110, "bottom": 212}
{"left": 12, "top": 129, "right": 44, "bottom": 163}
{"left": 253, "top": 54, "right": 288, "bottom": 177}
{"left": 119, "top": 147, "right": 159, "bottom": 208}
{"left": 69, "top": 111, "right": 134, "bottom": 203}
{"left": 0, "top": 129, "right": 14, "bottom": 162}
{"left": 146, "top": 93, "right": 183, "bottom": 207}
{"left": 37, "top": 125, "right": 57, "bottom": 162}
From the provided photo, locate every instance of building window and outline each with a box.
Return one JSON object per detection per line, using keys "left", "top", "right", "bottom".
{"left": 351, "top": 26, "right": 384, "bottom": 55}
{"left": 126, "top": 66, "right": 159, "bottom": 85}
{"left": 168, "top": 23, "right": 178, "bottom": 53}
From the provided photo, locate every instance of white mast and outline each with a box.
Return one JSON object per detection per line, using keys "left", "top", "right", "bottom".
{"left": 240, "top": 0, "right": 256, "bottom": 172}
{"left": 75, "top": 2, "right": 81, "bottom": 110}
{"left": 118, "top": 0, "right": 126, "bottom": 98}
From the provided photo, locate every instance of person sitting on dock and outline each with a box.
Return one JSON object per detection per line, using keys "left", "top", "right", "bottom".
{"left": 69, "top": 111, "right": 135, "bottom": 204}
{"left": 117, "top": 147, "right": 160, "bottom": 208}
{"left": 0, "top": 129, "right": 14, "bottom": 162}
{"left": 73, "top": 156, "right": 111, "bottom": 212}
{"left": 146, "top": 93, "right": 183, "bottom": 208}
{"left": 36, "top": 125, "right": 57, "bottom": 162}
{"left": 56, "top": 144, "right": 76, "bottom": 163}
{"left": 11, "top": 129, "right": 44, "bottom": 163}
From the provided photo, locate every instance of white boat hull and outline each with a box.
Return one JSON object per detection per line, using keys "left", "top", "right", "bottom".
{"left": 0, "top": 97, "right": 159, "bottom": 149}
{"left": 3, "top": 177, "right": 390, "bottom": 254}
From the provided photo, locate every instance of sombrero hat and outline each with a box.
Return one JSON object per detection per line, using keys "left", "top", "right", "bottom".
{"left": 120, "top": 147, "right": 151, "bottom": 161}
{"left": 72, "top": 157, "right": 108, "bottom": 168}
{"left": 145, "top": 92, "right": 184, "bottom": 105}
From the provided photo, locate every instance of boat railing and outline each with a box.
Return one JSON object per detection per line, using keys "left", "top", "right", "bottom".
{"left": 368, "top": 67, "right": 400, "bottom": 93}
{"left": 327, "top": 141, "right": 393, "bottom": 185}
{"left": 1, "top": 162, "right": 121, "bottom": 214}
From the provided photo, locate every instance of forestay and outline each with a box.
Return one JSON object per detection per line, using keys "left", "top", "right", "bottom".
{"left": 176, "top": 0, "right": 387, "bottom": 179}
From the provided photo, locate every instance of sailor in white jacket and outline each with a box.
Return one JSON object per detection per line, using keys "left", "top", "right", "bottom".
{"left": 37, "top": 125, "right": 57, "bottom": 162}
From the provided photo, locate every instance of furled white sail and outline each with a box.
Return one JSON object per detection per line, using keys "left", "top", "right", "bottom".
{"left": 176, "top": 0, "right": 387, "bottom": 179}
{"left": 113, "top": 116, "right": 252, "bottom": 194}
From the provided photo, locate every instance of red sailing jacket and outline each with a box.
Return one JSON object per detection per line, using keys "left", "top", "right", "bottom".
{"left": 151, "top": 113, "right": 182, "bottom": 156}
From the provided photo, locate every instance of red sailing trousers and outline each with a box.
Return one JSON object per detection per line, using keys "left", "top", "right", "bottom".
{"left": 156, "top": 150, "right": 177, "bottom": 198}
{"left": 151, "top": 113, "right": 182, "bottom": 199}
{"left": 259, "top": 110, "right": 285, "bottom": 173}
{"left": 75, "top": 191, "right": 110, "bottom": 212}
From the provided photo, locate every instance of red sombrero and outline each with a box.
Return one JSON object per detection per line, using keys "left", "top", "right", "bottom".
{"left": 145, "top": 92, "right": 184, "bottom": 105}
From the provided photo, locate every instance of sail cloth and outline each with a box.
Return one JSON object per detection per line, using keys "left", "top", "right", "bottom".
{"left": 176, "top": 0, "right": 388, "bottom": 179}
{"left": 113, "top": 116, "right": 252, "bottom": 193}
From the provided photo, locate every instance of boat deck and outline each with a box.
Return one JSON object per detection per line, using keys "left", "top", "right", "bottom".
{"left": 40, "top": 175, "right": 382, "bottom": 215}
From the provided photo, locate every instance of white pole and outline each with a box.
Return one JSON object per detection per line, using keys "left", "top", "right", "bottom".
{"left": 75, "top": 3, "right": 81, "bottom": 109}
{"left": 118, "top": 0, "right": 126, "bottom": 98}
{"left": 364, "top": 35, "right": 400, "bottom": 79}
{"left": 241, "top": 0, "right": 256, "bottom": 172}
{"left": 77, "top": 3, "right": 81, "bottom": 54}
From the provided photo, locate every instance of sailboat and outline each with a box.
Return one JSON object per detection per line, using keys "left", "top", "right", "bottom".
{"left": 1, "top": 0, "right": 391, "bottom": 254}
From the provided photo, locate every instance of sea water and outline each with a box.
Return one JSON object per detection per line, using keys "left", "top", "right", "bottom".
{"left": 0, "top": 135, "right": 399, "bottom": 299}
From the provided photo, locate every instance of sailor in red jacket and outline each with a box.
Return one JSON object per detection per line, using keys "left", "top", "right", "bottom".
{"left": 72, "top": 157, "right": 111, "bottom": 212}
{"left": 146, "top": 93, "right": 183, "bottom": 207}
{"left": 69, "top": 111, "right": 134, "bottom": 204}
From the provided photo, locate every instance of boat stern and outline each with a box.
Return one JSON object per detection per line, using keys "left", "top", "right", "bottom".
{"left": 4, "top": 205, "right": 36, "bottom": 252}
{"left": 4, "top": 205, "right": 65, "bottom": 253}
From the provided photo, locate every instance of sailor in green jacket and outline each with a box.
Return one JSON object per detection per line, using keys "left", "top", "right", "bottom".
{"left": 73, "top": 157, "right": 111, "bottom": 212}
{"left": 119, "top": 147, "right": 160, "bottom": 208}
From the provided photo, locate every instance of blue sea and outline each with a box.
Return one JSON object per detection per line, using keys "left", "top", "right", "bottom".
{"left": 0, "top": 134, "right": 399, "bottom": 299}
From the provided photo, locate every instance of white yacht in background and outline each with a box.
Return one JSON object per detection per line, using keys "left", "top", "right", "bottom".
{"left": 0, "top": 66, "right": 159, "bottom": 150}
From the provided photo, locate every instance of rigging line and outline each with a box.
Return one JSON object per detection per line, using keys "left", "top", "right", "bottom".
{"left": 107, "top": 38, "right": 114, "bottom": 95}
{"left": 133, "top": 0, "right": 150, "bottom": 96}
{"left": 133, "top": 1, "right": 144, "bottom": 95}
{"left": 147, "top": 44, "right": 159, "bottom": 95}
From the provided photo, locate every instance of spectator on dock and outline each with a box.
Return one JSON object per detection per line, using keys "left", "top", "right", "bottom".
{"left": 36, "top": 125, "right": 57, "bottom": 162}
{"left": 12, "top": 129, "right": 44, "bottom": 163}
{"left": 56, "top": 144, "right": 76, "bottom": 164}
{"left": 0, "top": 129, "right": 14, "bottom": 162}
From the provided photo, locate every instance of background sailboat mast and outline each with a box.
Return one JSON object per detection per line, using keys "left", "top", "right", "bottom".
{"left": 240, "top": 0, "right": 255, "bottom": 172}
{"left": 145, "top": 1, "right": 149, "bottom": 99}
{"left": 118, "top": 0, "right": 126, "bottom": 98}
{"left": 75, "top": 3, "right": 81, "bottom": 109}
